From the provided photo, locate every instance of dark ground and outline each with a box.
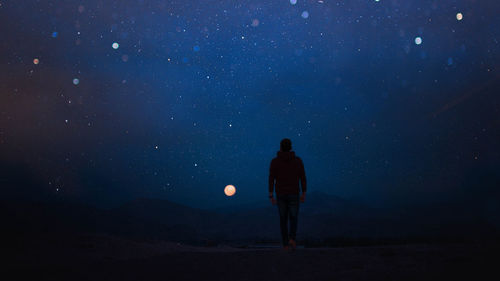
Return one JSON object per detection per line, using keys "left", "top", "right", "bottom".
{"left": 4, "top": 235, "right": 499, "bottom": 281}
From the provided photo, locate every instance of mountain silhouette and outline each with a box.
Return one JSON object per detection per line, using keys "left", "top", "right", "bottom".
{"left": 2, "top": 189, "right": 498, "bottom": 251}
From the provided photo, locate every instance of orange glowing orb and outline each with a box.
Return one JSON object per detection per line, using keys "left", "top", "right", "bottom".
{"left": 224, "top": 185, "right": 236, "bottom": 196}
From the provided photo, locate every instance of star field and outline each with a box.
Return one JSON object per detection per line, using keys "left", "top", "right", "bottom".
{"left": 0, "top": 0, "right": 499, "bottom": 208}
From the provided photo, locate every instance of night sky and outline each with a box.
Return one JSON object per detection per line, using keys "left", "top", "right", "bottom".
{"left": 1, "top": 0, "right": 499, "bottom": 209}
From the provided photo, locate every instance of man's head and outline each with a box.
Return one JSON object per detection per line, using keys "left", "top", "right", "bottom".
{"left": 280, "top": 138, "right": 292, "bottom": 152}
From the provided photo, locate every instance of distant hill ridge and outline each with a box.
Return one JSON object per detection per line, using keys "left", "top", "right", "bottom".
{"left": 2, "top": 189, "right": 498, "bottom": 245}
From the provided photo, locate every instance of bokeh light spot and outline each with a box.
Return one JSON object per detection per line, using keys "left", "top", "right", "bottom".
{"left": 112, "top": 42, "right": 120, "bottom": 49}
{"left": 72, "top": 78, "right": 80, "bottom": 85}
{"left": 414, "top": 37, "right": 422, "bottom": 45}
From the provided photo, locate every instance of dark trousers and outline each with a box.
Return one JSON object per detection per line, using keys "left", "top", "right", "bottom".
{"left": 277, "top": 193, "right": 300, "bottom": 246}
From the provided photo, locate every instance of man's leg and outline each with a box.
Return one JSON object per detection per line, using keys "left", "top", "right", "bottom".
{"left": 288, "top": 194, "right": 300, "bottom": 242}
{"left": 277, "top": 195, "right": 289, "bottom": 247}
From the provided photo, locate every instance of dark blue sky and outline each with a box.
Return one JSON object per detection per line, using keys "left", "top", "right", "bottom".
{"left": 1, "top": 0, "right": 499, "bottom": 209}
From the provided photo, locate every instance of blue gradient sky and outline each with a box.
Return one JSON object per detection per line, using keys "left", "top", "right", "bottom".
{"left": 1, "top": 0, "right": 499, "bottom": 209}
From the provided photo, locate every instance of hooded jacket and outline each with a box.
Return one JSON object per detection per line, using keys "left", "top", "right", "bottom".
{"left": 268, "top": 150, "right": 307, "bottom": 195}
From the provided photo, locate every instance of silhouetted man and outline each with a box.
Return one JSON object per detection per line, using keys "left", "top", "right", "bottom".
{"left": 269, "top": 138, "right": 307, "bottom": 251}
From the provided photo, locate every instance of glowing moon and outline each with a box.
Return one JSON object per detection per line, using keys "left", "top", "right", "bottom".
{"left": 224, "top": 185, "right": 236, "bottom": 196}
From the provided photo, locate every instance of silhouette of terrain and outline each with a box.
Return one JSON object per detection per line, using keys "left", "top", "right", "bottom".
{"left": 3, "top": 190, "right": 498, "bottom": 245}
{"left": 3, "top": 191, "right": 499, "bottom": 280}
{"left": 4, "top": 236, "right": 500, "bottom": 281}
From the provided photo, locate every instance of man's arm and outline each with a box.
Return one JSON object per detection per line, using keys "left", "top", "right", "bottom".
{"left": 299, "top": 159, "right": 307, "bottom": 193}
